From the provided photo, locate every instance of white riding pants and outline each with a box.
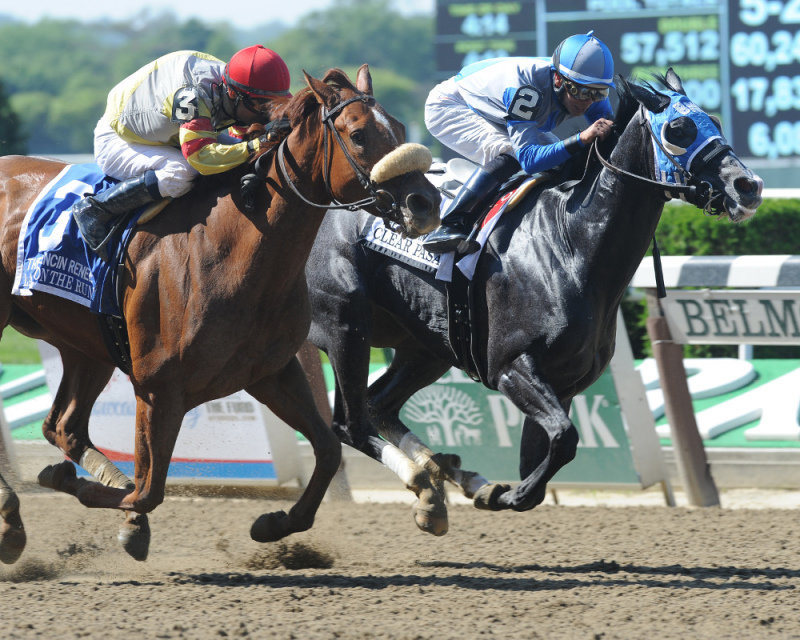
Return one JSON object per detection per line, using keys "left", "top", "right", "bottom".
{"left": 424, "top": 80, "right": 515, "bottom": 167}
{"left": 93, "top": 120, "right": 199, "bottom": 198}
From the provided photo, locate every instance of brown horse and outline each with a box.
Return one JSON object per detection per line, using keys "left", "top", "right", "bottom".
{"left": 0, "top": 65, "right": 440, "bottom": 561}
{"left": 0, "top": 471, "right": 24, "bottom": 564}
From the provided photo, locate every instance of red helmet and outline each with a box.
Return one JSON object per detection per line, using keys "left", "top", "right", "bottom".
{"left": 223, "top": 45, "right": 291, "bottom": 98}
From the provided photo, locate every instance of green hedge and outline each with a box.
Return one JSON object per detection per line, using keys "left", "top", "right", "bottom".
{"left": 624, "top": 198, "right": 800, "bottom": 359}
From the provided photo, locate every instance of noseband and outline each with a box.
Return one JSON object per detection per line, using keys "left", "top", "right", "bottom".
{"left": 593, "top": 104, "right": 732, "bottom": 216}
{"left": 276, "top": 95, "right": 402, "bottom": 219}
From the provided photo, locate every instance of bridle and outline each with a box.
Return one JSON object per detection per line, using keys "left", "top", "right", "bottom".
{"left": 590, "top": 102, "right": 734, "bottom": 298}
{"left": 274, "top": 95, "right": 402, "bottom": 220}
{"left": 592, "top": 104, "right": 733, "bottom": 216}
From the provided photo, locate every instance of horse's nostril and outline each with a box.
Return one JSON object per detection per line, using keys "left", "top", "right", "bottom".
{"left": 406, "top": 193, "right": 433, "bottom": 215}
{"left": 734, "top": 176, "right": 761, "bottom": 196}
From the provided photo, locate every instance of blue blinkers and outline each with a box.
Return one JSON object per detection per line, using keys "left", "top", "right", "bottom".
{"left": 646, "top": 93, "right": 726, "bottom": 185}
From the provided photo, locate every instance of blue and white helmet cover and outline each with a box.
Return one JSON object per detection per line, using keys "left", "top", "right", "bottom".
{"left": 552, "top": 31, "right": 614, "bottom": 87}
{"left": 646, "top": 92, "right": 726, "bottom": 185}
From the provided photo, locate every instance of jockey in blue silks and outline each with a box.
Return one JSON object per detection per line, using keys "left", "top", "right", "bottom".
{"left": 423, "top": 31, "right": 617, "bottom": 255}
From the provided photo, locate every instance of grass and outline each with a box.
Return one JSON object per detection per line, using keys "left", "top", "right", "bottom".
{"left": 0, "top": 327, "right": 42, "bottom": 364}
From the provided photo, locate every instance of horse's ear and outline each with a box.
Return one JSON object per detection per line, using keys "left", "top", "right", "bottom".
{"left": 664, "top": 67, "right": 686, "bottom": 95}
{"left": 303, "top": 69, "right": 337, "bottom": 107}
{"left": 630, "top": 82, "right": 671, "bottom": 113}
{"left": 356, "top": 64, "right": 373, "bottom": 96}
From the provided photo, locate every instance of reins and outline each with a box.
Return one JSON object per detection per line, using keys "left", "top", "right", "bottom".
{"left": 274, "top": 95, "right": 400, "bottom": 217}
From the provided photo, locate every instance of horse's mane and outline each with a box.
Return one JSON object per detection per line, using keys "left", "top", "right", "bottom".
{"left": 601, "top": 73, "right": 672, "bottom": 149}
{"left": 612, "top": 76, "right": 640, "bottom": 132}
{"left": 277, "top": 68, "right": 361, "bottom": 127}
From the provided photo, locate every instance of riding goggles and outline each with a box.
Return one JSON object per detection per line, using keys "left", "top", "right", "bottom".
{"left": 240, "top": 93, "right": 273, "bottom": 115}
{"left": 563, "top": 79, "right": 609, "bottom": 102}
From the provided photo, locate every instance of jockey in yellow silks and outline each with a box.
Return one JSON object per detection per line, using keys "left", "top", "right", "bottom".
{"left": 71, "top": 45, "right": 291, "bottom": 258}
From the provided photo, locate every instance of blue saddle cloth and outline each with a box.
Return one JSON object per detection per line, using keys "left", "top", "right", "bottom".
{"left": 11, "top": 163, "right": 141, "bottom": 318}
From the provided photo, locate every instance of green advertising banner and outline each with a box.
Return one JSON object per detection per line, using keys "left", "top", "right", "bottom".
{"left": 399, "top": 366, "right": 641, "bottom": 486}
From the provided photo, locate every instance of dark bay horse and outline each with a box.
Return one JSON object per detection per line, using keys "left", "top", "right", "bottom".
{"left": 0, "top": 65, "right": 440, "bottom": 560}
{"left": 305, "top": 70, "right": 763, "bottom": 532}
{"left": 0, "top": 471, "right": 24, "bottom": 564}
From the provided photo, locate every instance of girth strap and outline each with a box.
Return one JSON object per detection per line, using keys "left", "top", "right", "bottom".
{"left": 97, "top": 314, "right": 132, "bottom": 375}
{"left": 445, "top": 268, "right": 485, "bottom": 384}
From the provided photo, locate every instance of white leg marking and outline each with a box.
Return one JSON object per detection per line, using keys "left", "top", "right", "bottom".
{"left": 380, "top": 443, "right": 417, "bottom": 486}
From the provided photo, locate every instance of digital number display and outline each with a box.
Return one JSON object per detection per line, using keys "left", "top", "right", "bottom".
{"left": 729, "top": 0, "right": 800, "bottom": 161}
{"left": 544, "top": 4, "right": 727, "bottom": 120}
{"left": 434, "top": 0, "right": 537, "bottom": 76}
{"left": 435, "top": 0, "right": 800, "bottom": 185}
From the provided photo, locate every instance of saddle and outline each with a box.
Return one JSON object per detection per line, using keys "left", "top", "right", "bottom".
{"left": 434, "top": 162, "right": 554, "bottom": 383}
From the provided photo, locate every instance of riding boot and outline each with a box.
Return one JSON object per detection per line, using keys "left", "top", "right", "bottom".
{"left": 422, "top": 153, "right": 520, "bottom": 255}
{"left": 72, "top": 170, "right": 161, "bottom": 260}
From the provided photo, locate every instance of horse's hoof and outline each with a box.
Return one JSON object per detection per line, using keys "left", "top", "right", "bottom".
{"left": 412, "top": 499, "right": 448, "bottom": 536}
{"left": 473, "top": 483, "right": 511, "bottom": 511}
{"left": 118, "top": 513, "right": 150, "bottom": 562}
{"left": 37, "top": 460, "right": 76, "bottom": 491}
{"left": 0, "top": 521, "right": 26, "bottom": 565}
{"left": 0, "top": 494, "right": 26, "bottom": 566}
{"left": 250, "top": 510, "right": 292, "bottom": 543}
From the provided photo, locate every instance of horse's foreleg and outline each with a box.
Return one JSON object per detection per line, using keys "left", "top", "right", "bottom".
{"left": 36, "top": 351, "right": 150, "bottom": 559}
{"left": 78, "top": 448, "right": 149, "bottom": 561}
{"left": 63, "top": 394, "right": 184, "bottom": 561}
{"left": 488, "top": 352, "right": 579, "bottom": 512}
{"left": 363, "top": 434, "right": 449, "bottom": 536}
{"left": 0, "top": 472, "right": 25, "bottom": 564}
{"left": 246, "top": 356, "right": 341, "bottom": 542}
{"left": 332, "top": 397, "right": 448, "bottom": 536}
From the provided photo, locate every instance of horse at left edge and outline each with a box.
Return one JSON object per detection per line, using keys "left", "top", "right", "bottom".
{"left": 0, "top": 471, "right": 24, "bottom": 564}
{"left": 0, "top": 64, "right": 441, "bottom": 561}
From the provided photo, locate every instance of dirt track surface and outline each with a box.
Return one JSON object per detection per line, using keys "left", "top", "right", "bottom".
{"left": 1, "top": 490, "right": 799, "bottom": 639}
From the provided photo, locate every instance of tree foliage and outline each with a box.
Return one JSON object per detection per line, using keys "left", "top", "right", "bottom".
{"left": 0, "top": 78, "right": 26, "bottom": 155}
{"left": 0, "top": 1, "right": 436, "bottom": 154}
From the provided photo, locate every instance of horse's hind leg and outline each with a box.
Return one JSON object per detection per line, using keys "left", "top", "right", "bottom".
{"left": 0, "top": 290, "right": 26, "bottom": 562}
{"left": 0, "top": 472, "right": 25, "bottom": 564}
{"left": 327, "top": 345, "right": 448, "bottom": 535}
{"left": 35, "top": 347, "right": 150, "bottom": 560}
{"left": 368, "top": 346, "right": 500, "bottom": 499}
{"left": 246, "top": 356, "right": 341, "bottom": 542}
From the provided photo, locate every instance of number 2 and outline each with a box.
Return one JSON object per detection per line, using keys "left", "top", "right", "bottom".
{"left": 508, "top": 86, "right": 540, "bottom": 120}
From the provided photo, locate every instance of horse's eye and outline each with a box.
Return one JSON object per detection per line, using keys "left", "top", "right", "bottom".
{"left": 350, "top": 130, "right": 365, "bottom": 146}
{"left": 663, "top": 116, "right": 698, "bottom": 151}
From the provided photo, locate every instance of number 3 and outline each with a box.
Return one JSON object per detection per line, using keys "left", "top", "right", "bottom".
{"left": 508, "top": 86, "right": 541, "bottom": 120}
{"left": 172, "top": 88, "right": 199, "bottom": 122}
